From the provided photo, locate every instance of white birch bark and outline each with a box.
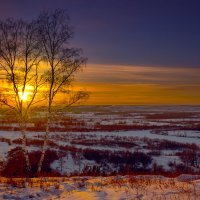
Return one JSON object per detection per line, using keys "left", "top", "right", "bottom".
{"left": 37, "top": 114, "right": 50, "bottom": 174}
{"left": 21, "top": 125, "right": 31, "bottom": 172}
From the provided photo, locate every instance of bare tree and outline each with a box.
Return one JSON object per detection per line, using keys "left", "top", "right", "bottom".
{"left": 37, "top": 9, "right": 88, "bottom": 174}
{"left": 0, "top": 18, "right": 44, "bottom": 172}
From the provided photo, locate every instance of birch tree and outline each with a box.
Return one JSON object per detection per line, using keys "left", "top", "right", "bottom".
{"left": 0, "top": 18, "right": 44, "bottom": 173}
{"left": 37, "top": 9, "right": 88, "bottom": 174}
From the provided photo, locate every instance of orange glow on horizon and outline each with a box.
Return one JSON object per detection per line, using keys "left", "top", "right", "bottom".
{"left": 1, "top": 64, "right": 200, "bottom": 106}
{"left": 73, "top": 64, "right": 200, "bottom": 105}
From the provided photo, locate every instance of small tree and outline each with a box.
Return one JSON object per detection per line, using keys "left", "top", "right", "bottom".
{"left": 0, "top": 18, "right": 44, "bottom": 172}
{"left": 37, "top": 9, "right": 88, "bottom": 174}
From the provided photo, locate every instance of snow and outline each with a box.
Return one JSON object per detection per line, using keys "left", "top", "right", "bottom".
{"left": 0, "top": 142, "right": 11, "bottom": 158}
{"left": 166, "top": 130, "right": 200, "bottom": 138}
{"left": 0, "top": 175, "right": 200, "bottom": 199}
{"left": 0, "top": 131, "right": 43, "bottom": 139}
{"left": 51, "top": 153, "right": 96, "bottom": 175}
{"left": 62, "top": 130, "right": 200, "bottom": 145}
{"left": 2, "top": 129, "right": 199, "bottom": 148}
{"left": 0, "top": 105, "right": 200, "bottom": 177}
{"left": 152, "top": 155, "right": 180, "bottom": 170}
{"left": 0, "top": 129, "right": 199, "bottom": 173}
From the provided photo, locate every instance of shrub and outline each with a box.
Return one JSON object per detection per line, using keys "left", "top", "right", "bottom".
{"left": 2, "top": 147, "right": 59, "bottom": 177}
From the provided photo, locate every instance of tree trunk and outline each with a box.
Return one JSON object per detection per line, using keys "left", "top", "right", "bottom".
{"left": 21, "top": 125, "right": 31, "bottom": 173}
{"left": 37, "top": 114, "right": 50, "bottom": 174}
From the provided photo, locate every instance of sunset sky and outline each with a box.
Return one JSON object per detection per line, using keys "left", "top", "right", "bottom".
{"left": 0, "top": 0, "right": 200, "bottom": 105}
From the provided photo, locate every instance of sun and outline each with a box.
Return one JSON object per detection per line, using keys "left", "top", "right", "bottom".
{"left": 18, "top": 86, "right": 34, "bottom": 102}
{"left": 19, "top": 92, "right": 29, "bottom": 101}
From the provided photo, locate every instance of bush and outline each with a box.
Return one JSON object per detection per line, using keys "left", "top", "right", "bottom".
{"left": 2, "top": 147, "right": 59, "bottom": 177}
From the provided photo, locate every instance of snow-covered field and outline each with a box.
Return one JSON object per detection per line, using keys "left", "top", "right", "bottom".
{"left": 0, "top": 175, "right": 200, "bottom": 199}
{"left": 0, "top": 128, "right": 200, "bottom": 175}
{"left": 0, "top": 106, "right": 200, "bottom": 199}
{"left": 0, "top": 105, "right": 200, "bottom": 176}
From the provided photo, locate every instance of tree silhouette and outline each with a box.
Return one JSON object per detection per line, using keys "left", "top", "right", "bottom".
{"left": 0, "top": 9, "right": 88, "bottom": 176}
{"left": 36, "top": 9, "right": 88, "bottom": 174}
{"left": 0, "top": 18, "right": 44, "bottom": 172}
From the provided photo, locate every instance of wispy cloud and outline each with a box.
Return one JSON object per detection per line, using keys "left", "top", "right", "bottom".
{"left": 75, "top": 64, "right": 200, "bottom": 105}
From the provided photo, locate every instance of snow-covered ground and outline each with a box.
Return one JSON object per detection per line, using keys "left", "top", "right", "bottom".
{"left": 0, "top": 175, "right": 200, "bottom": 199}
{"left": 0, "top": 129, "right": 200, "bottom": 175}
{"left": 0, "top": 105, "right": 200, "bottom": 176}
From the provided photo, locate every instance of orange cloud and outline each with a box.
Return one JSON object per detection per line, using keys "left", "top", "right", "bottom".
{"left": 74, "top": 64, "right": 200, "bottom": 105}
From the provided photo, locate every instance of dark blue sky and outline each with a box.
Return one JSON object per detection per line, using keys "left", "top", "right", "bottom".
{"left": 0, "top": 0, "right": 200, "bottom": 67}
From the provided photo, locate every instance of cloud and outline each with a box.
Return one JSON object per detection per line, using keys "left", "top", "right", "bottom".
{"left": 74, "top": 64, "right": 200, "bottom": 105}
{"left": 77, "top": 64, "right": 200, "bottom": 84}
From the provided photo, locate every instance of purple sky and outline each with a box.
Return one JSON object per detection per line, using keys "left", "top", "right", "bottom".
{"left": 0, "top": 0, "right": 200, "bottom": 67}
{"left": 0, "top": 0, "right": 200, "bottom": 105}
